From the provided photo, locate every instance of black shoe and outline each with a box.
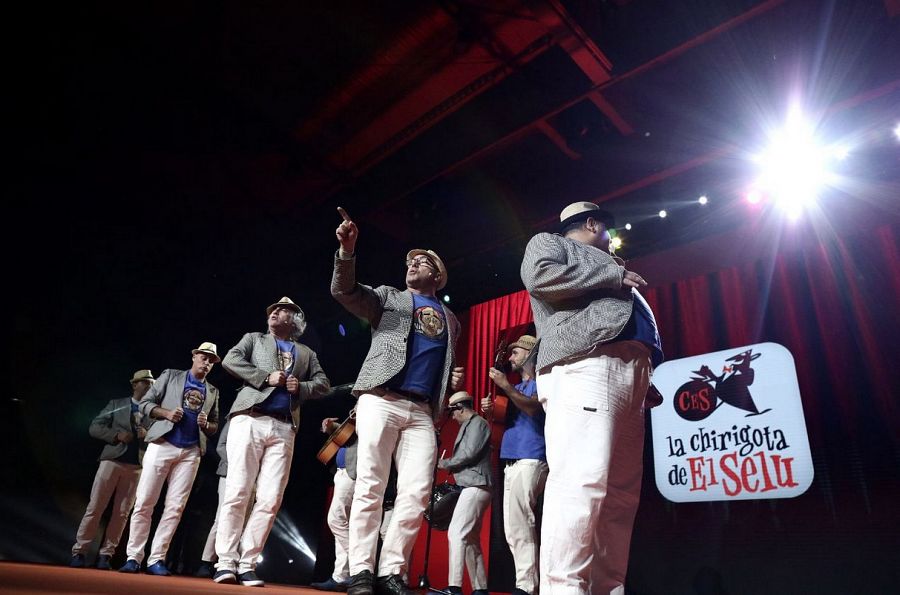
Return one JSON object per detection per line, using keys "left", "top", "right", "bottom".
{"left": 511, "top": 589, "right": 532, "bottom": 595}
{"left": 238, "top": 570, "right": 265, "bottom": 587}
{"left": 213, "top": 569, "right": 238, "bottom": 584}
{"left": 95, "top": 555, "right": 111, "bottom": 570}
{"left": 376, "top": 574, "right": 413, "bottom": 595}
{"left": 433, "top": 587, "right": 462, "bottom": 595}
{"left": 195, "top": 561, "right": 214, "bottom": 578}
{"left": 69, "top": 554, "right": 85, "bottom": 568}
{"left": 347, "top": 570, "right": 375, "bottom": 595}
{"left": 472, "top": 590, "right": 490, "bottom": 595}
{"left": 311, "top": 577, "right": 350, "bottom": 591}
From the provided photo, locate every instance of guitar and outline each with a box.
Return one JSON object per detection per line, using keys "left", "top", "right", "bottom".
{"left": 316, "top": 410, "right": 356, "bottom": 465}
{"left": 485, "top": 338, "right": 509, "bottom": 423}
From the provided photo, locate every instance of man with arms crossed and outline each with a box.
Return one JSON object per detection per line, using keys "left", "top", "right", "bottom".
{"left": 521, "top": 202, "right": 663, "bottom": 595}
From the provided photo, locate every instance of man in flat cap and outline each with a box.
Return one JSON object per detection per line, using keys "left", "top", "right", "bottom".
{"left": 70, "top": 369, "right": 155, "bottom": 570}
{"left": 521, "top": 201, "right": 663, "bottom": 594}
{"left": 213, "top": 297, "right": 330, "bottom": 587}
{"left": 332, "top": 207, "right": 464, "bottom": 595}
{"left": 120, "top": 343, "right": 221, "bottom": 575}
{"left": 438, "top": 391, "right": 492, "bottom": 595}
{"left": 482, "top": 334, "right": 547, "bottom": 595}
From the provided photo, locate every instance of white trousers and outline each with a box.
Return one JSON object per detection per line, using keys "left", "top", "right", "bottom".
{"left": 349, "top": 393, "right": 436, "bottom": 577}
{"left": 503, "top": 459, "right": 549, "bottom": 593}
{"left": 125, "top": 441, "right": 200, "bottom": 564}
{"left": 447, "top": 486, "right": 491, "bottom": 590}
{"left": 215, "top": 414, "right": 295, "bottom": 573}
{"left": 201, "top": 477, "right": 256, "bottom": 562}
{"left": 72, "top": 460, "right": 141, "bottom": 556}
{"left": 327, "top": 467, "right": 356, "bottom": 582}
{"left": 537, "top": 341, "right": 650, "bottom": 595}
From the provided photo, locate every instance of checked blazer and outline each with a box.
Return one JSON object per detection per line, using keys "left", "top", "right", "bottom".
{"left": 89, "top": 396, "right": 152, "bottom": 462}
{"left": 331, "top": 251, "right": 460, "bottom": 421}
{"left": 521, "top": 232, "right": 637, "bottom": 371}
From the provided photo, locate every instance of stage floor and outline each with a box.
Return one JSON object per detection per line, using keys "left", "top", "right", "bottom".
{"left": 0, "top": 561, "right": 344, "bottom": 594}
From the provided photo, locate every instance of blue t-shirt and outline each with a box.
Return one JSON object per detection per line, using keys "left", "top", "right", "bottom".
{"left": 388, "top": 294, "right": 448, "bottom": 399}
{"left": 166, "top": 371, "right": 206, "bottom": 448}
{"left": 255, "top": 338, "right": 296, "bottom": 417}
{"left": 499, "top": 379, "right": 546, "bottom": 461}
{"left": 336, "top": 446, "right": 347, "bottom": 469}
{"left": 615, "top": 290, "right": 664, "bottom": 368}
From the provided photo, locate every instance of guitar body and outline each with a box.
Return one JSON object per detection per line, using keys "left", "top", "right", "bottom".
{"left": 317, "top": 415, "right": 356, "bottom": 465}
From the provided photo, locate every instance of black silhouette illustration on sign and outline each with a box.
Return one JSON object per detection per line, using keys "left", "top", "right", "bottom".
{"left": 673, "top": 349, "right": 771, "bottom": 421}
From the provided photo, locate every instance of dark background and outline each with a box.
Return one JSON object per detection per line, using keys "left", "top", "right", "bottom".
{"left": 5, "top": 0, "right": 899, "bottom": 592}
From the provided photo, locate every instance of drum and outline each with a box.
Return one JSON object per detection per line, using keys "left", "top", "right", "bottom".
{"left": 424, "top": 482, "right": 464, "bottom": 531}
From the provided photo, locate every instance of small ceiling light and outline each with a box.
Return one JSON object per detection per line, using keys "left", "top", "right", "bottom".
{"left": 338, "top": 323, "right": 346, "bottom": 337}
{"left": 625, "top": 223, "right": 632, "bottom": 230}
{"left": 611, "top": 237, "right": 623, "bottom": 250}
{"left": 659, "top": 210, "right": 667, "bottom": 218}
{"left": 698, "top": 195, "right": 708, "bottom": 205}
{"left": 443, "top": 295, "right": 450, "bottom": 303}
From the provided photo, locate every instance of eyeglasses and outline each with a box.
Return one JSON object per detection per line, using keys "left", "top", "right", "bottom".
{"left": 406, "top": 257, "right": 435, "bottom": 270}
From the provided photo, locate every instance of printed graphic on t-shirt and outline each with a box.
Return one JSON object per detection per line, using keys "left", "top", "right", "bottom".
{"left": 413, "top": 305, "right": 446, "bottom": 340}
{"left": 278, "top": 349, "right": 295, "bottom": 372}
{"left": 183, "top": 387, "right": 206, "bottom": 412}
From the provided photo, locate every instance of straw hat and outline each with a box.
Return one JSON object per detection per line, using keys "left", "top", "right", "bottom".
{"left": 509, "top": 334, "right": 537, "bottom": 352}
{"left": 559, "top": 201, "right": 615, "bottom": 231}
{"left": 191, "top": 342, "right": 221, "bottom": 363}
{"left": 266, "top": 296, "right": 303, "bottom": 316}
{"left": 406, "top": 249, "right": 448, "bottom": 290}
{"left": 448, "top": 391, "right": 473, "bottom": 408}
{"left": 130, "top": 369, "right": 155, "bottom": 384}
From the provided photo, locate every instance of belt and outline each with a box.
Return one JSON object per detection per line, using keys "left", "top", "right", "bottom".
{"left": 238, "top": 407, "right": 292, "bottom": 424}
{"left": 385, "top": 387, "right": 431, "bottom": 403}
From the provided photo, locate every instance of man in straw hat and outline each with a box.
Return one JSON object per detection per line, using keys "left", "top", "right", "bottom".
{"left": 437, "top": 391, "right": 492, "bottom": 595}
{"left": 119, "top": 342, "right": 221, "bottom": 576}
{"left": 70, "top": 369, "right": 155, "bottom": 570}
{"left": 481, "top": 334, "right": 547, "bottom": 595}
{"left": 213, "top": 297, "right": 330, "bottom": 587}
{"left": 521, "top": 201, "right": 663, "bottom": 594}
{"left": 332, "top": 207, "right": 464, "bottom": 595}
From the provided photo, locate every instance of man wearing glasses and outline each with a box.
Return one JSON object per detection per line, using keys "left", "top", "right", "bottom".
{"left": 332, "top": 207, "right": 464, "bottom": 595}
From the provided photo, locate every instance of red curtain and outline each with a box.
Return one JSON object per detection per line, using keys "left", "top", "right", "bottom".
{"left": 408, "top": 223, "right": 899, "bottom": 590}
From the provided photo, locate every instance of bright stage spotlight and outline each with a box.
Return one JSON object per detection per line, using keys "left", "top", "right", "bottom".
{"left": 625, "top": 223, "right": 632, "bottom": 230}
{"left": 894, "top": 122, "right": 900, "bottom": 142}
{"left": 698, "top": 195, "right": 708, "bottom": 205}
{"left": 753, "top": 109, "right": 836, "bottom": 219}
{"left": 611, "top": 236, "right": 623, "bottom": 250}
{"left": 659, "top": 210, "right": 667, "bottom": 218}
{"left": 746, "top": 188, "right": 763, "bottom": 204}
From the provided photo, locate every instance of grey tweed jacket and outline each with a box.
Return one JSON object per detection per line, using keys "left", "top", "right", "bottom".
{"left": 521, "top": 232, "right": 638, "bottom": 371}
{"left": 222, "top": 332, "right": 331, "bottom": 431}
{"left": 331, "top": 251, "right": 460, "bottom": 421}
{"left": 89, "top": 396, "right": 151, "bottom": 462}
{"left": 140, "top": 369, "right": 219, "bottom": 455}
{"left": 443, "top": 414, "right": 492, "bottom": 488}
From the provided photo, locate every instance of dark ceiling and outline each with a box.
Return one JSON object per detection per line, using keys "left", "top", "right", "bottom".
{"left": 12, "top": 0, "right": 900, "bottom": 388}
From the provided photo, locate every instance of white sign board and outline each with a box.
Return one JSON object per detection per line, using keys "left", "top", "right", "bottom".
{"left": 650, "top": 342, "right": 813, "bottom": 502}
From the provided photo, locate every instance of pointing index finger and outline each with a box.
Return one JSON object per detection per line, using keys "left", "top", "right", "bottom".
{"left": 337, "top": 206, "right": 352, "bottom": 223}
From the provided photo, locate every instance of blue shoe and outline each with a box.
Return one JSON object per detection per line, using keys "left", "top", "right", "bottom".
{"left": 213, "top": 569, "right": 238, "bottom": 584}
{"left": 311, "top": 577, "right": 350, "bottom": 591}
{"left": 96, "top": 554, "right": 111, "bottom": 570}
{"left": 118, "top": 559, "right": 140, "bottom": 573}
{"left": 69, "top": 554, "right": 85, "bottom": 568}
{"left": 146, "top": 561, "right": 171, "bottom": 576}
{"left": 238, "top": 571, "right": 265, "bottom": 587}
